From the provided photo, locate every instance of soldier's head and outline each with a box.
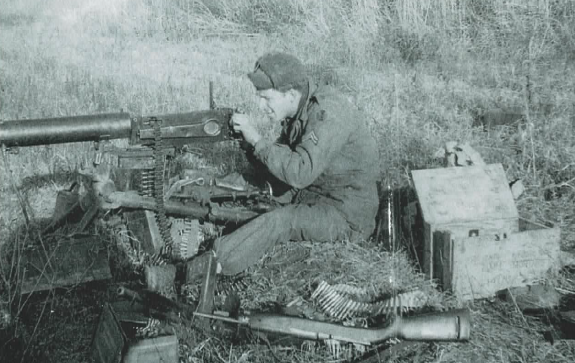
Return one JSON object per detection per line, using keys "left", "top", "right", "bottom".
{"left": 247, "top": 52, "right": 307, "bottom": 122}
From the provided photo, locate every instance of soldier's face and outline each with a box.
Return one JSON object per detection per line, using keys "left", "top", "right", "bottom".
{"left": 256, "top": 88, "right": 300, "bottom": 122}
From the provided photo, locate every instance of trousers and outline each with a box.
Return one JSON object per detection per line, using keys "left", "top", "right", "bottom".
{"left": 213, "top": 202, "right": 353, "bottom": 276}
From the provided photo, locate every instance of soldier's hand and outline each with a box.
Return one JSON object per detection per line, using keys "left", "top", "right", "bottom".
{"left": 231, "top": 113, "right": 262, "bottom": 146}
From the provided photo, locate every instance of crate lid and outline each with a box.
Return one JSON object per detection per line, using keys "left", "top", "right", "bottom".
{"left": 411, "top": 163, "right": 518, "bottom": 226}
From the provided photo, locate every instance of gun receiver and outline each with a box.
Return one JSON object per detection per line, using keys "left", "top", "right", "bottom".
{"left": 0, "top": 109, "right": 235, "bottom": 148}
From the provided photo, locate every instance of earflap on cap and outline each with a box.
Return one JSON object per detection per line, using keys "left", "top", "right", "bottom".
{"left": 247, "top": 67, "right": 274, "bottom": 90}
{"left": 247, "top": 52, "right": 307, "bottom": 91}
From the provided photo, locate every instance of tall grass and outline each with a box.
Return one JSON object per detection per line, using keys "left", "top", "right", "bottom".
{"left": 1, "top": 0, "right": 574, "bottom": 362}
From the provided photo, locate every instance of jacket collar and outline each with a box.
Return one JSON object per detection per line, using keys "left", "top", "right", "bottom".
{"left": 297, "top": 80, "right": 318, "bottom": 124}
{"left": 286, "top": 80, "right": 318, "bottom": 126}
{"left": 281, "top": 80, "right": 319, "bottom": 145}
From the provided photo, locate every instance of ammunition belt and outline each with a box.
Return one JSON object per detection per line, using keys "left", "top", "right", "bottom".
{"left": 311, "top": 281, "right": 428, "bottom": 321}
{"left": 139, "top": 169, "right": 155, "bottom": 197}
{"left": 151, "top": 117, "right": 175, "bottom": 260}
{"left": 216, "top": 276, "right": 250, "bottom": 297}
{"left": 171, "top": 218, "right": 202, "bottom": 260}
{"left": 180, "top": 275, "right": 249, "bottom": 305}
{"left": 135, "top": 317, "right": 162, "bottom": 338}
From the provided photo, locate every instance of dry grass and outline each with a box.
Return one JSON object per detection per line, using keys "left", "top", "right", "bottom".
{"left": 236, "top": 241, "right": 452, "bottom": 313}
{"left": 1, "top": 0, "right": 574, "bottom": 362}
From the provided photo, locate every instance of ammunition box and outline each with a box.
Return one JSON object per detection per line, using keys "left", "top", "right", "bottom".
{"left": 91, "top": 303, "right": 178, "bottom": 363}
{"left": 19, "top": 236, "right": 111, "bottom": 294}
{"left": 412, "top": 164, "right": 560, "bottom": 301}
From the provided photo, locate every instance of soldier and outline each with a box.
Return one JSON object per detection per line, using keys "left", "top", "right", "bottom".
{"left": 187, "top": 52, "right": 380, "bottom": 280}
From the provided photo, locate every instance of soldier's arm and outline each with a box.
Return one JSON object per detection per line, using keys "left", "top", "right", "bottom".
{"left": 253, "top": 105, "right": 351, "bottom": 189}
{"left": 242, "top": 128, "right": 294, "bottom": 195}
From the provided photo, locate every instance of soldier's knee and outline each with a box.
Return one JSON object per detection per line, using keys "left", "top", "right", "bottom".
{"left": 261, "top": 205, "right": 298, "bottom": 224}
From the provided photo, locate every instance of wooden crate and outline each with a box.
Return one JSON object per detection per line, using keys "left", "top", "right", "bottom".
{"left": 19, "top": 236, "right": 111, "bottom": 294}
{"left": 122, "top": 335, "right": 179, "bottom": 363}
{"left": 433, "top": 219, "right": 561, "bottom": 301}
{"left": 124, "top": 210, "right": 163, "bottom": 254}
{"left": 92, "top": 302, "right": 178, "bottom": 363}
{"left": 411, "top": 163, "right": 520, "bottom": 280}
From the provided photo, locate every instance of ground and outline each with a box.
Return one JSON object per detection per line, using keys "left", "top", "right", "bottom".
{"left": 1, "top": 1, "right": 575, "bottom": 362}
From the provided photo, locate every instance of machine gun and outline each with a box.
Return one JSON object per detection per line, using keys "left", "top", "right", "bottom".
{"left": 0, "top": 82, "right": 235, "bottom": 149}
{"left": 0, "top": 82, "right": 273, "bottom": 262}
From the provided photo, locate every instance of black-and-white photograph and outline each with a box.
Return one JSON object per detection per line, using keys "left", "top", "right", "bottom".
{"left": 0, "top": 1, "right": 574, "bottom": 362}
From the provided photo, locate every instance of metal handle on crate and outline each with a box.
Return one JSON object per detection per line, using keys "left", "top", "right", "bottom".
{"left": 468, "top": 230, "right": 510, "bottom": 240}
{"left": 494, "top": 232, "right": 508, "bottom": 241}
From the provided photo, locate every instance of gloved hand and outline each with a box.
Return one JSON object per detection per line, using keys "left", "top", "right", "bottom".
{"left": 231, "top": 112, "right": 262, "bottom": 146}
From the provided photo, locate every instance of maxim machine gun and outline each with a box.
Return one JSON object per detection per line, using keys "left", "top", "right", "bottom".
{"left": 1, "top": 83, "right": 274, "bottom": 263}
{"left": 1, "top": 83, "right": 471, "bottom": 362}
